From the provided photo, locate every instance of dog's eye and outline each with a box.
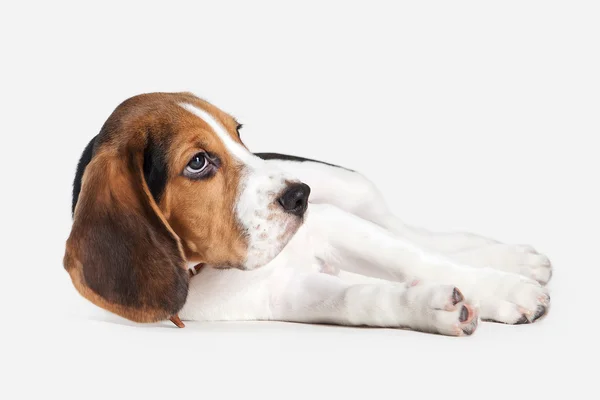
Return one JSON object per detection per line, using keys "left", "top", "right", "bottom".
{"left": 236, "top": 123, "right": 243, "bottom": 137}
{"left": 183, "top": 152, "right": 220, "bottom": 180}
{"left": 185, "top": 153, "right": 209, "bottom": 174}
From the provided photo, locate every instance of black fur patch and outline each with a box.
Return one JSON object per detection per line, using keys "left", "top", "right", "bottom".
{"left": 143, "top": 136, "right": 169, "bottom": 204}
{"left": 72, "top": 135, "right": 97, "bottom": 216}
{"left": 254, "top": 152, "right": 353, "bottom": 172}
{"left": 72, "top": 134, "right": 170, "bottom": 215}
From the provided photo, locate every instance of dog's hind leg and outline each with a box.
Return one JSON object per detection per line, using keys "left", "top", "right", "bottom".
{"left": 258, "top": 154, "right": 552, "bottom": 284}
{"left": 257, "top": 155, "right": 501, "bottom": 253}
{"left": 302, "top": 203, "right": 550, "bottom": 325}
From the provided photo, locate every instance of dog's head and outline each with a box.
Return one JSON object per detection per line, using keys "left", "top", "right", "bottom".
{"left": 64, "top": 92, "right": 310, "bottom": 324}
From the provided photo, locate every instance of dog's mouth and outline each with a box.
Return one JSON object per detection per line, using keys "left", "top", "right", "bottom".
{"left": 239, "top": 209, "right": 305, "bottom": 271}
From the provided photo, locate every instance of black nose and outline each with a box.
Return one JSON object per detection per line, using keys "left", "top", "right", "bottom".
{"left": 278, "top": 183, "right": 311, "bottom": 216}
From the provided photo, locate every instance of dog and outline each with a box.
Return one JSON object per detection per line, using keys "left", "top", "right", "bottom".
{"left": 64, "top": 92, "right": 552, "bottom": 336}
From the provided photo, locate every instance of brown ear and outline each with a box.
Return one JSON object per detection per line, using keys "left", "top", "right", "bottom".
{"left": 63, "top": 135, "right": 189, "bottom": 324}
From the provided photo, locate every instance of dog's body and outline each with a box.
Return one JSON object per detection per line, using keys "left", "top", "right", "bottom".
{"left": 66, "top": 92, "right": 551, "bottom": 336}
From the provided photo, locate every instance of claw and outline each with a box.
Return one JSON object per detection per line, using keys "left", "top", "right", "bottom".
{"left": 532, "top": 305, "right": 547, "bottom": 321}
{"left": 515, "top": 315, "right": 529, "bottom": 324}
{"left": 452, "top": 288, "right": 464, "bottom": 305}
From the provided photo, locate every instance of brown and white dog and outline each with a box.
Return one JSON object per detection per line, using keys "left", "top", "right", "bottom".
{"left": 64, "top": 92, "right": 552, "bottom": 336}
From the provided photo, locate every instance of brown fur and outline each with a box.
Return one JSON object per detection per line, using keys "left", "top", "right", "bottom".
{"left": 64, "top": 92, "right": 250, "bottom": 323}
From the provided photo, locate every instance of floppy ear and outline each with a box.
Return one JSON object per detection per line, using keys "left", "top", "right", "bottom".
{"left": 63, "top": 135, "right": 189, "bottom": 324}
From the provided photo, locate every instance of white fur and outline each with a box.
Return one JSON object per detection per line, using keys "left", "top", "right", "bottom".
{"left": 178, "top": 158, "right": 552, "bottom": 336}
{"left": 179, "top": 102, "right": 257, "bottom": 165}
{"left": 234, "top": 162, "right": 303, "bottom": 269}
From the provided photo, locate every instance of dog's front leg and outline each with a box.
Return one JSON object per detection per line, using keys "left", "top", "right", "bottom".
{"left": 268, "top": 267, "right": 478, "bottom": 336}
{"left": 305, "top": 204, "right": 550, "bottom": 324}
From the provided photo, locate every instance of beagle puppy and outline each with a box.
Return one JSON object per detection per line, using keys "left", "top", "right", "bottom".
{"left": 65, "top": 92, "right": 552, "bottom": 336}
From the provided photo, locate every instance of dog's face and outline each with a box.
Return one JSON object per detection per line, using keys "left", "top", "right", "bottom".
{"left": 150, "top": 96, "right": 309, "bottom": 270}
{"left": 64, "top": 92, "right": 310, "bottom": 324}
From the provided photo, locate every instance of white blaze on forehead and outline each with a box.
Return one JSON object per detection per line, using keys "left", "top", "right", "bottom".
{"left": 179, "top": 102, "right": 257, "bottom": 166}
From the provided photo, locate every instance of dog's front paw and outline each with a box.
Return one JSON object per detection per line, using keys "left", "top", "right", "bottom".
{"left": 473, "top": 268, "right": 550, "bottom": 324}
{"left": 450, "top": 244, "right": 552, "bottom": 285}
{"left": 403, "top": 283, "right": 479, "bottom": 336}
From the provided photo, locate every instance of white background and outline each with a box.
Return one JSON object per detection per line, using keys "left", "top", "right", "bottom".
{"left": 2, "top": 1, "right": 598, "bottom": 399}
